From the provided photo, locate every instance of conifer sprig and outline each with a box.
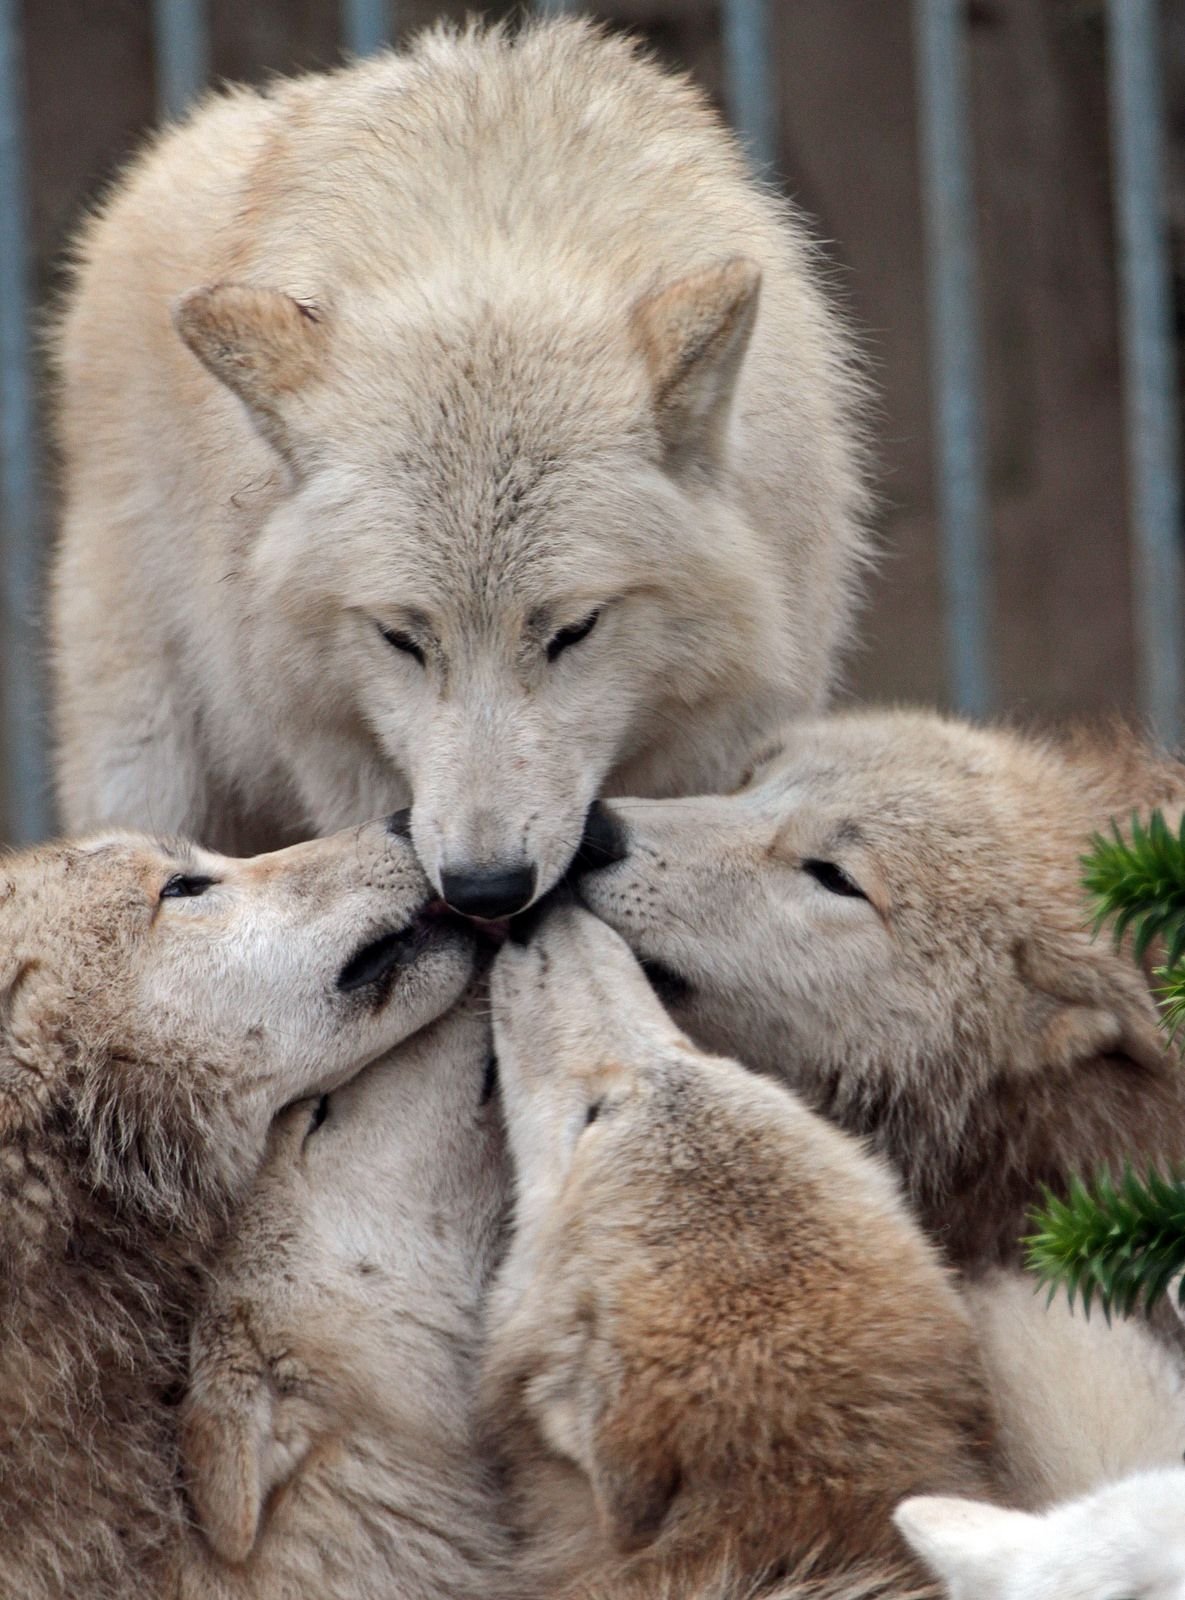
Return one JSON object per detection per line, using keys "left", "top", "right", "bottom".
{"left": 1025, "top": 1167, "right": 1185, "bottom": 1320}
{"left": 1083, "top": 808, "right": 1185, "bottom": 966}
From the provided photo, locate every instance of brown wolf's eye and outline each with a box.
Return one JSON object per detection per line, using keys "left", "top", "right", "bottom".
{"left": 378, "top": 623, "right": 426, "bottom": 666}
{"left": 160, "top": 874, "right": 215, "bottom": 900}
{"left": 803, "top": 860, "right": 867, "bottom": 900}
{"left": 547, "top": 609, "right": 600, "bottom": 661}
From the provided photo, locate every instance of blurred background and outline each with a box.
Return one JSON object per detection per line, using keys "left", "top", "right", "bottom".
{"left": 5, "top": 0, "right": 1185, "bottom": 839}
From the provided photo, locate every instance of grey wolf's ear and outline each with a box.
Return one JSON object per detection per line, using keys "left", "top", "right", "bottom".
{"left": 182, "top": 1310, "right": 306, "bottom": 1565}
{"left": 0, "top": 960, "right": 65, "bottom": 1136}
{"left": 173, "top": 284, "right": 328, "bottom": 468}
{"left": 893, "top": 1495, "right": 1035, "bottom": 1590}
{"left": 1018, "top": 932, "right": 1167, "bottom": 1072}
{"left": 630, "top": 257, "right": 761, "bottom": 474}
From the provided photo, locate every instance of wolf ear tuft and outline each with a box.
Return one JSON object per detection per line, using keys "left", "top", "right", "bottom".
{"left": 173, "top": 283, "right": 329, "bottom": 468}
{"left": 1018, "top": 931, "right": 1168, "bottom": 1073}
{"left": 893, "top": 1495, "right": 1035, "bottom": 1589}
{"left": 182, "top": 1311, "right": 306, "bottom": 1566}
{"left": 630, "top": 257, "right": 761, "bottom": 474}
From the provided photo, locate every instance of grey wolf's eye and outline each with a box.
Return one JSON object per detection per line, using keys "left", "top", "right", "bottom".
{"left": 803, "top": 859, "right": 867, "bottom": 900}
{"left": 305, "top": 1094, "right": 331, "bottom": 1142}
{"left": 377, "top": 623, "right": 425, "bottom": 666}
{"left": 160, "top": 874, "right": 216, "bottom": 900}
{"left": 585, "top": 1099, "right": 603, "bottom": 1127}
{"left": 547, "top": 609, "right": 600, "bottom": 661}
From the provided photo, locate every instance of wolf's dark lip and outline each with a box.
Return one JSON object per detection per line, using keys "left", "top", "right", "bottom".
{"left": 640, "top": 957, "right": 691, "bottom": 1004}
{"left": 337, "top": 901, "right": 466, "bottom": 992}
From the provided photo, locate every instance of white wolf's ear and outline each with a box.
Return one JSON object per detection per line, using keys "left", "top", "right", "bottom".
{"left": 1018, "top": 931, "right": 1167, "bottom": 1073}
{"left": 173, "top": 283, "right": 328, "bottom": 469}
{"left": 894, "top": 1495, "right": 1035, "bottom": 1593}
{"left": 182, "top": 1311, "right": 310, "bottom": 1565}
{"left": 630, "top": 257, "right": 761, "bottom": 474}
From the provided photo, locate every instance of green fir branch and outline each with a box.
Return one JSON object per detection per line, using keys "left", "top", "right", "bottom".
{"left": 1083, "top": 808, "right": 1185, "bottom": 967}
{"left": 1025, "top": 1167, "right": 1185, "bottom": 1320}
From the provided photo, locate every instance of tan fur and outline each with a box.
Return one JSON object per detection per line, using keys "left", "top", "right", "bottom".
{"left": 483, "top": 903, "right": 997, "bottom": 1600}
{"left": 0, "top": 821, "right": 477, "bottom": 1600}
{"left": 50, "top": 17, "right": 868, "bottom": 900}
{"left": 576, "top": 708, "right": 1185, "bottom": 1270}
{"left": 177, "top": 998, "right": 508, "bottom": 1599}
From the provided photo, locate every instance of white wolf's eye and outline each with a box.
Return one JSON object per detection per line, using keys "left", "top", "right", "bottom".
{"left": 160, "top": 873, "right": 216, "bottom": 900}
{"left": 803, "top": 859, "right": 867, "bottom": 900}
{"left": 546, "top": 609, "right": 600, "bottom": 662}
{"left": 377, "top": 623, "right": 426, "bottom": 666}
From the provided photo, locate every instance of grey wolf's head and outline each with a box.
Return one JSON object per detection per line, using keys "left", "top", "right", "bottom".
{"left": 0, "top": 818, "right": 477, "bottom": 1232}
{"left": 896, "top": 1468, "right": 1185, "bottom": 1600}
{"left": 481, "top": 902, "right": 993, "bottom": 1590}
{"left": 174, "top": 259, "right": 789, "bottom": 915}
{"left": 573, "top": 710, "right": 1178, "bottom": 1249}
{"left": 182, "top": 997, "right": 507, "bottom": 1574}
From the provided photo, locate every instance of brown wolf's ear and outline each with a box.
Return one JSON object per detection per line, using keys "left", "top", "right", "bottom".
{"left": 173, "top": 284, "right": 328, "bottom": 468}
{"left": 588, "top": 1399, "right": 682, "bottom": 1553}
{"left": 1018, "top": 931, "right": 1167, "bottom": 1072}
{"left": 182, "top": 1310, "right": 306, "bottom": 1565}
{"left": 0, "top": 960, "right": 66, "bottom": 1136}
{"left": 630, "top": 257, "right": 761, "bottom": 474}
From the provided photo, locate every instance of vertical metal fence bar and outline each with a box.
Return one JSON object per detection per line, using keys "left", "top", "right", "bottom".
{"left": 152, "top": 0, "right": 208, "bottom": 123}
{"left": 343, "top": 0, "right": 393, "bottom": 57}
{"left": 1107, "top": 0, "right": 1183, "bottom": 745}
{"left": 913, "top": 0, "right": 991, "bottom": 717}
{"left": 535, "top": 0, "right": 579, "bottom": 14}
{"left": 0, "top": 0, "right": 47, "bottom": 843}
{"left": 722, "top": 0, "right": 777, "bottom": 173}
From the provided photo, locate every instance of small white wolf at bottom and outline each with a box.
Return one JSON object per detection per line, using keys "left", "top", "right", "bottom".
{"left": 895, "top": 1467, "right": 1185, "bottom": 1600}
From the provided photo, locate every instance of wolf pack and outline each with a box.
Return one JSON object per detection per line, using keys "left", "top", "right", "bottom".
{"left": 5, "top": 15, "right": 1185, "bottom": 1599}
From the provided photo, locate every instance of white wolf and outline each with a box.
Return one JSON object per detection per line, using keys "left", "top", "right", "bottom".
{"left": 50, "top": 18, "right": 868, "bottom": 915}
{"left": 895, "top": 1468, "right": 1185, "bottom": 1600}
{"left": 179, "top": 999, "right": 508, "bottom": 1600}
{"left": 0, "top": 819, "right": 479, "bottom": 1600}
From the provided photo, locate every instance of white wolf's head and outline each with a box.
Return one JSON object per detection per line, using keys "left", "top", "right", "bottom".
{"left": 895, "top": 1469, "right": 1185, "bottom": 1600}
{"left": 173, "top": 259, "right": 794, "bottom": 916}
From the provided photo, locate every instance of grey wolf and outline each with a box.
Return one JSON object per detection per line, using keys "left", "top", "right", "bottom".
{"left": 574, "top": 708, "right": 1185, "bottom": 1269}
{"left": 482, "top": 901, "right": 997, "bottom": 1599}
{"left": 50, "top": 17, "right": 868, "bottom": 915}
{"left": 895, "top": 1467, "right": 1185, "bottom": 1600}
{"left": 179, "top": 997, "right": 508, "bottom": 1599}
{"left": 0, "top": 820, "right": 477, "bottom": 1600}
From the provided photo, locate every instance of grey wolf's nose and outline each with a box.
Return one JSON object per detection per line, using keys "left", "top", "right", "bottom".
{"left": 572, "top": 801, "right": 629, "bottom": 874}
{"left": 440, "top": 863, "right": 537, "bottom": 920}
{"left": 385, "top": 809, "right": 412, "bottom": 838}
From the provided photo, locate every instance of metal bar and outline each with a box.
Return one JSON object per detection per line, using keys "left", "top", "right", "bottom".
{"left": 913, "top": 0, "right": 991, "bottom": 717}
{"left": 0, "top": 0, "right": 48, "bottom": 842}
{"left": 535, "top": 0, "right": 579, "bottom": 13}
{"left": 722, "top": 0, "right": 777, "bottom": 173}
{"left": 152, "top": 0, "right": 208, "bottom": 123}
{"left": 1107, "top": 0, "right": 1183, "bottom": 745}
{"left": 343, "top": 0, "right": 393, "bottom": 56}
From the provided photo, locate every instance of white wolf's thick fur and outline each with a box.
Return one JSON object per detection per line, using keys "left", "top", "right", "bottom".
{"left": 51, "top": 18, "right": 868, "bottom": 899}
{"left": 0, "top": 821, "right": 477, "bottom": 1599}
{"left": 179, "top": 999, "right": 508, "bottom": 1599}
{"left": 483, "top": 904, "right": 996, "bottom": 1599}
{"left": 576, "top": 709, "right": 1185, "bottom": 1269}
{"left": 895, "top": 1468, "right": 1185, "bottom": 1600}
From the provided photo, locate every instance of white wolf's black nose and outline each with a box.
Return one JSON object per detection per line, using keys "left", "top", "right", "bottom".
{"left": 440, "top": 863, "right": 537, "bottom": 920}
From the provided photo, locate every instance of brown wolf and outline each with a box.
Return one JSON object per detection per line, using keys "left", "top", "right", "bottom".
{"left": 51, "top": 17, "right": 868, "bottom": 915}
{"left": 574, "top": 709, "right": 1185, "bottom": 1270}
{"left": 481, "top": 901, "right": 997, "bottom": 1599}
{"left": 0, "top": 821, "right": 477, "bottom": 1600}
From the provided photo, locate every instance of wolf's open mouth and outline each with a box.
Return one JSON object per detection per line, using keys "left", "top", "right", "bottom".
{"left": 337, "top": 900, "right": 461, "bottom": 993}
